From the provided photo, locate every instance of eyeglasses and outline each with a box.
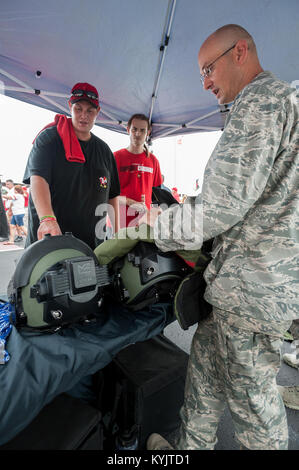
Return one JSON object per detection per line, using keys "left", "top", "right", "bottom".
{"left": 72, "top": 89, "right": 98, "bottom": 100}
{"left": 200, "top": 44, "right": 236, "bottom": 85}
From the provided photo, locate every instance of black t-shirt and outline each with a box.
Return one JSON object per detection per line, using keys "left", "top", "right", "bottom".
{"left": 23, "top": 126, "right": 120, "bottom": 249}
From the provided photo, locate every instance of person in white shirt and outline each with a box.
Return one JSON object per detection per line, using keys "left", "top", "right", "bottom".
{"left": 3, "top": 179, "right": 15, "bottom": 220}
{"left": 3, "top": 185, "right": 27, "bottom": 244}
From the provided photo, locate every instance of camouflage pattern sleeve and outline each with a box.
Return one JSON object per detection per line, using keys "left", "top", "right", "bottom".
{"left": 201, "top": 73, "right": 298, "bottom": 241}
{"left": 155, "top": 72, "right": 298, "bottom": 249}
{"left": 154, "top": 72, "right": 299, "bottom": 323}
{"left": 153, "top": 195, "right": 204, "bottom": 252}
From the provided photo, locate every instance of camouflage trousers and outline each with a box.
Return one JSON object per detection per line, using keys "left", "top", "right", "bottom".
{"left": 177, "top": 308, "right": 289, "bottom": 450}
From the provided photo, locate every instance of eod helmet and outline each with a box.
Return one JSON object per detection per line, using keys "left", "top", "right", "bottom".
{"left": 8, "top": 233, "right": 110, "bottom": 332}
{"left": 8, "top": 234, "right": 192, "bottom": 332}
{"left": 109, "top": 242, "right": 191, "bottom": 311}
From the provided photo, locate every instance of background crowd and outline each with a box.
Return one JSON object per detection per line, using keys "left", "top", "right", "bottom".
{"left": 0, "top": 179, "right": 29, "bottom": 245}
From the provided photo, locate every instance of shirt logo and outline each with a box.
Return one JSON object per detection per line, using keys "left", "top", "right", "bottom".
{"left": 119, "top": 163, "right": 153, "bottom": 174}
{"left": 137, "top": 165, "right": 153, "bottom": 173}
{"left": 99, "top": 176, "right": 108, "bottom": 188}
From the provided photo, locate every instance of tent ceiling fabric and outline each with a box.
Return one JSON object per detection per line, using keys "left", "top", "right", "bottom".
{"left": 0, "top": 0, "right": 298, "bottom": 140}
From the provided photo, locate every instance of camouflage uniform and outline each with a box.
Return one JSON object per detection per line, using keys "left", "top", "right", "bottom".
{"left": 154, "top": 72, "right": 299, "bottom": 449}
{"left": 177, "top": 309, "right": 289, "bottom": 450}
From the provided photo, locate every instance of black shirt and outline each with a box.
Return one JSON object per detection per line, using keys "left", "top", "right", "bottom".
{"left": 23, "top": 126, "right": 120, "bottom": 249}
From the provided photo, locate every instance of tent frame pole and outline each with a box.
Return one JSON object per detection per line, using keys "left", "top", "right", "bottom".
{"left": 152, "top": 108, "right": 223, "bottom": 138}
{"left": 148, "top": 0, "right": 177, "bottom": 124}
{"left": 0, "top": 69, "right": 127, "bottom": 128}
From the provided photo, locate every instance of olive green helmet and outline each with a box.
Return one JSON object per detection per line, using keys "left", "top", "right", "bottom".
{"left": 9, "top": 233, "right": 110, "bottom": 332}
{"left": 9, "top": 235, "right": 191, "bottom": 331}
{"left": 110, "top": 242, "right": 191, "bottom": 311}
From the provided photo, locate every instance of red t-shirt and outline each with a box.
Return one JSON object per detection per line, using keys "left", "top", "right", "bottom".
{"left": 114, "top": 148, "right": 163, "bottom": 227}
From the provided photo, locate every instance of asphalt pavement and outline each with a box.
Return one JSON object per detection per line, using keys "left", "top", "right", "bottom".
{"left": 0, "top": 242, "right": 24, "bottom": 295}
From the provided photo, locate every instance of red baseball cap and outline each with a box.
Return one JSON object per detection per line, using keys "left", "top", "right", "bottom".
{"left": 69, "top": 82, "right": 100, "bottom": 108}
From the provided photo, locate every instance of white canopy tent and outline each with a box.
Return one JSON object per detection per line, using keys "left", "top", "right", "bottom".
{"left": 0, "top": 0, "right": 298, "bottom": 141}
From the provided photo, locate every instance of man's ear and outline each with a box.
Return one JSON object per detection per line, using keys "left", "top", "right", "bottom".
{"left": 95, "top": 105, "right": 101, "bottom": 118}
{"left": 234, "top": 39, "right": 248, "bottom": 65}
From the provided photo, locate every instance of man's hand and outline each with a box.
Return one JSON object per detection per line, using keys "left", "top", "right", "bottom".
{"left": 138, "top": 206, "right": 162, "bottom": 227}
{"left": 37, "top": 219, "right": 62, "bottom": 240}
{"left": 129, "top": 201, "right": 147, "bottom": 214}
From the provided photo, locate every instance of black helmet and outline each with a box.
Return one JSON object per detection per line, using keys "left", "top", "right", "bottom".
{"left": 8, "top": 233, "right": 110, "bottom": 332}
{"left": 109, "top": 242, "right": 191, "bottom": 311}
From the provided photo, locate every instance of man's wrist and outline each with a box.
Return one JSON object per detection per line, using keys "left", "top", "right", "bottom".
{"left": 39, "top": 214, "right": 57, "bottom": 224}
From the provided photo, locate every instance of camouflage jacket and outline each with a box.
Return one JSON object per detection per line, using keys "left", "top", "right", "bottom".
{"left": 154, "top": 71, "right": 299, "bottom": 328}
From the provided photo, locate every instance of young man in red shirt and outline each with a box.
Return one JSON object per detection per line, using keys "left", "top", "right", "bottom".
{"left": 114, "top": 114, "right": 163, "bottom": 228}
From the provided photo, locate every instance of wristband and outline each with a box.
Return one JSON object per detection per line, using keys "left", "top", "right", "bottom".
{"left": 39, "top": 215, "right": 57, "bottom": 223}
{"left": 39, "top": 218, "right": 57, "bottom": 225}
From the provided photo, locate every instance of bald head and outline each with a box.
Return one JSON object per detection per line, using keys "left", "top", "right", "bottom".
{"left": 209, "top": 24, "right": 256, "bottom": 53}
{"left": 198, "top": 24, "right": 263, "bottom": 104}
